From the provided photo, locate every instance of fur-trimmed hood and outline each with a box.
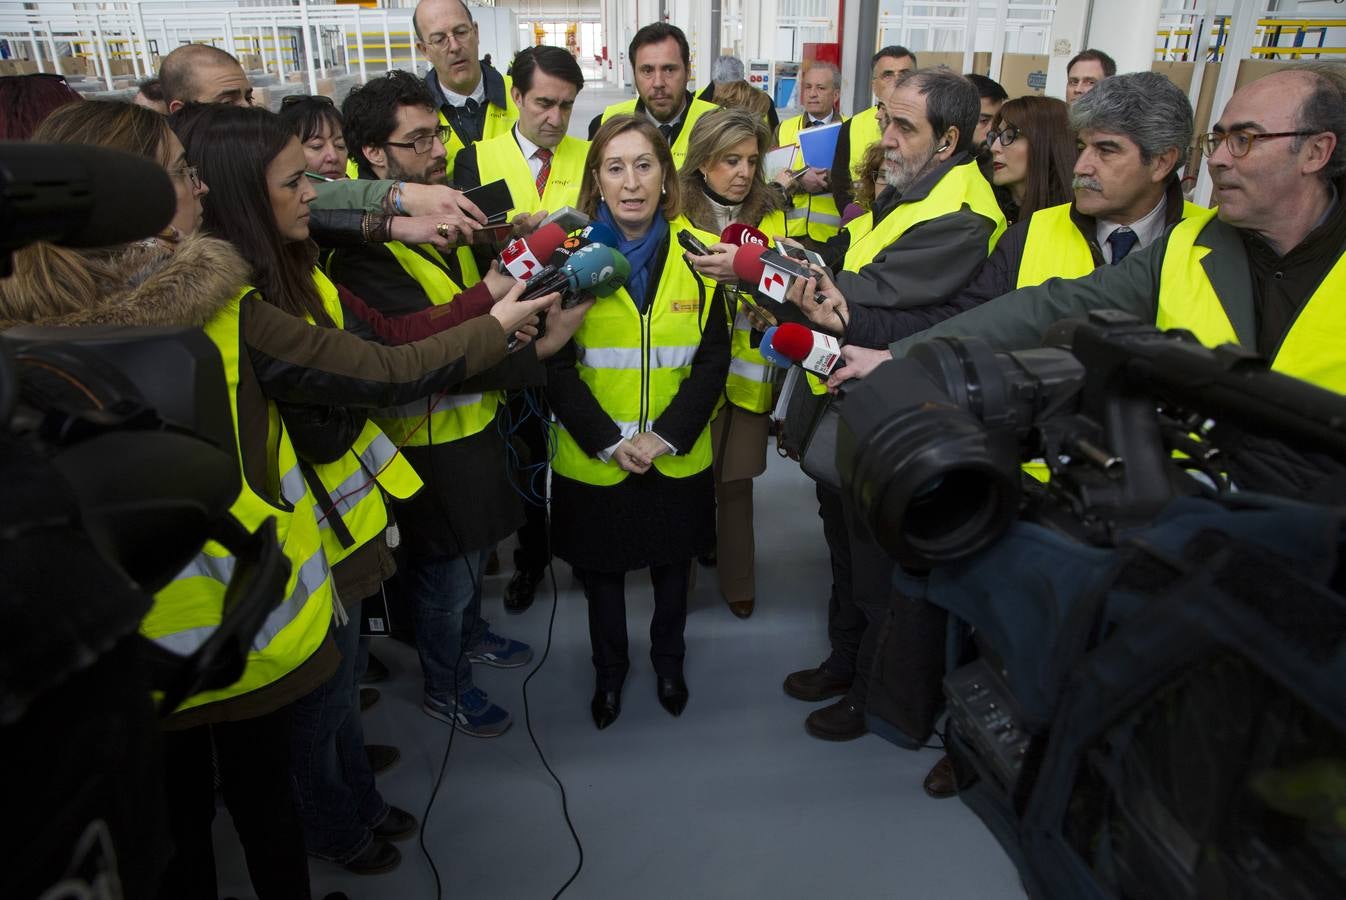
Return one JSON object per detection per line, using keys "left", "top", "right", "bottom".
{"left": 0, "top": 233, "right": 249, "bottom": 331}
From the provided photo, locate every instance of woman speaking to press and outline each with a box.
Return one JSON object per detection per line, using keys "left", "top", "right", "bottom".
{"left": 547, "top": 115, "right": 729, "bottom": 730}
{"left": 678, "top": 107, "right": 785, "bottom": 619}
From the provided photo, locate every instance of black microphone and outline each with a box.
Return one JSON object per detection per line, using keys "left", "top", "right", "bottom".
{"left": 0, "top": 142, "right": 177, "bottom": 260}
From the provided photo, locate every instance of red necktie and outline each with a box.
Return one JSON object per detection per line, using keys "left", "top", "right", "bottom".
{"left": 535, "top": 148, "right": 553, "bottom": 198}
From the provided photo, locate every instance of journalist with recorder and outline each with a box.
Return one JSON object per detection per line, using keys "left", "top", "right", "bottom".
{"left": 546, "top": 115, "right": 729, "bottom": 730}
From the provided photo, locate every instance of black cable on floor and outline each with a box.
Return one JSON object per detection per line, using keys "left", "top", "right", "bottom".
{"left": 519, "top": 560, "right": 584, "bottom": 899}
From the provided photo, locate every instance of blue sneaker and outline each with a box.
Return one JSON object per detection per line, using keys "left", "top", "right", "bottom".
{"left": 422, "top": 687, "right": 512, "bottom": 737}
{"left": 466, "top": 628, "right": 534, "bottom": 668}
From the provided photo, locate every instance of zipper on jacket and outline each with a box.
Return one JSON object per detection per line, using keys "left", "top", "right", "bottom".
{"left": 639, "top": 307, "right": 651, "bottom": 431}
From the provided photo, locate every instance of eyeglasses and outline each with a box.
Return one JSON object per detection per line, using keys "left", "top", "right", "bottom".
{"left": 1199, "top": 129, "right": 1319, "bottom": 158}
{"left": 170, "top": 164, "right": 202, "bottom": 191}
{"left": 425, "top": 25, "right": 474, "bottom": 49}
{"left": 987, "top": 125, "right": 1021, "bottom": 148}
{"left": 281, "top": 94, "right": 335, "bottom": 108}
{"left": 384, "top": 125, "right": 451, "bottom": 155}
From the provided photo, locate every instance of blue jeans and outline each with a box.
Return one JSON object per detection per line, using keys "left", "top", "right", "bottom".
{"left": 291, "top": 598, "right": 388, "bottom": 863}
{"left": 406, "top": 550, "right": 490, "bottom": 704}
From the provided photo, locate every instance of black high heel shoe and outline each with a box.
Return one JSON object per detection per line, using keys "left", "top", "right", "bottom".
{"left": 591, "top": 686, "right": 622, "bottom": 730}
{"left": 656, "top": 675, "right": 689, "bottom": 717}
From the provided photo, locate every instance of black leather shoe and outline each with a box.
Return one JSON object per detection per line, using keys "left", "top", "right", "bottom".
{"left": 591, "top": 687, "right": 622, "bottom": 730}
{"left": 697, "top": 551, "right": 717, "bottom": 567}
{"left": 656, "top": 676, "right": 689, "bottom": 717}
{"left": 923, "top": 754, "right": 958, "bottom": 799}
{"left": 504, "top": 567, "right": 544, "bottom": 614}
{"left": 805, "top": 697, "right": 868, "bottom": 741}
{"left": 364, "top": 743, "right": 399, "bottom": 775}
{"left": 372, "top": 805, "right": 418, "bottom": 842}
{"left": 783, "top": 666, "right": 853, "bottom": 702}
{"left": 342, "top": 838, "right": 401, "bottom": 875}
{"left": 361, "top": 651, "right": 390, "bottom": 684}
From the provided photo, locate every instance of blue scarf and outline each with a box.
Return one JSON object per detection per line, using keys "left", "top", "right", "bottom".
{"left": 596, "top": 204, "right": 668, "bottom": 312}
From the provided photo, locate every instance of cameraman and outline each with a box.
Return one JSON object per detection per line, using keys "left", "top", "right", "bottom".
{"left": 834, "top": 63, "right": 1346, "bottom": 502}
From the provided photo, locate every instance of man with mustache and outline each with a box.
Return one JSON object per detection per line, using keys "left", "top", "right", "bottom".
{"left": 588, "top": 23, "right": 718, "bottom": 168}
{"left": 414, "top": 0, "right": 518, "bottom": 185}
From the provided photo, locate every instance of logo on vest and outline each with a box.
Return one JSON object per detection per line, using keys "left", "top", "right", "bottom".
{"left": 670, "top": 300, "right": 701, "bottom": 313}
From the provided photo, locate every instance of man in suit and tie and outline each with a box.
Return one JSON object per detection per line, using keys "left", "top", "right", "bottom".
{"left": 773, "top": 60, "right": 847, "bottom": 244}
{"left": 455, "top": 45, "right": 590, "bottom": 614}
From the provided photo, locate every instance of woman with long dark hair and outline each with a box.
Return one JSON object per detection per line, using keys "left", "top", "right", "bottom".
{"left": 548, "top": 115, "right": 729, "bottom": 730}
{"left": 985, "top": 95, "right": 1076, "bottom": 224}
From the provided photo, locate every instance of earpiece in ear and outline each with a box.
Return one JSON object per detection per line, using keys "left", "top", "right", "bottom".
{"left": 937, "top": 143, "right": 950, "bottom": 153}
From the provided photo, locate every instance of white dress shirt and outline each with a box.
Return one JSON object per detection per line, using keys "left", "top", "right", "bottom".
{"left": 1096, "top": 194, "right": 1167, "bottom": 263}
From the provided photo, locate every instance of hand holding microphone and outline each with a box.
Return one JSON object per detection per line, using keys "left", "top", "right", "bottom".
{"left": 490, "top": 279, "right": 560, "bottom": 349}
{"left": 765, "top": 322, "right": 843, "bottom": 379}
{"left": 684, "top": 223, "right": 769, "bottom": 283}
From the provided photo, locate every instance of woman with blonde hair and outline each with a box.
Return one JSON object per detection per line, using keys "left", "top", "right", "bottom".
{"left": 548, "top": 114, "right": 729, "bottom": 729}
{"left": 679, "top": 107, "right": 785, "bottom": 619}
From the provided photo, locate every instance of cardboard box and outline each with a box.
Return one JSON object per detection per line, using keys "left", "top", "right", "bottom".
{"left": 999, "top": 54, "right": 1050, "bottom": 98}
{"left": 0, "top": 59, "right": 39, "bottom": 76}
{"left": 917, "top": 51, "right": 991, "bottom": 75}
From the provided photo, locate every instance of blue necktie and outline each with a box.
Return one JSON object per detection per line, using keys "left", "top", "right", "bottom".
{"left": 1107, "top": 228, "right": 1139, "bottom": 265}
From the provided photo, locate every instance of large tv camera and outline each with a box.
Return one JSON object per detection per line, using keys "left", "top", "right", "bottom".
{"left": 0, "top": 142, "right": 286, "bottom": 898}
{"left": 838, "top": 311, "right": 1346, "bottom": 899}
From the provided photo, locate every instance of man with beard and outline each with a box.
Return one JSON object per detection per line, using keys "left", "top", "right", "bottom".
{"left": 773, "top": 69, "right": 1006, "bottom": 744}
{"left": 328, "top": 71, "right": 566, "bottom": 737}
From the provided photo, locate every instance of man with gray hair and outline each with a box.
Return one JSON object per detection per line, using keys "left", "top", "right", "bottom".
{"left": 698, "top": 52, "right": 781, "bottom": 130}
{"left": 773, "top": 60, "right": 846, "bottom": 243}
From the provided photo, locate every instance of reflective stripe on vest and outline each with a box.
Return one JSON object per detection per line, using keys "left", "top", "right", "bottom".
{"left": 842, "top": 162, "right": 1006, "bottom": 272}
{"left": 475, "top": 131, "right": 589, "bottom": 216}
{"left": 437, "top": 74, "right": 518, "bottom": 184}
{"left": 373, "top": 242, "right": 500, "bottom": 447}
{"left": 1158, "top": 206, "right": 1346, "bottom": 394}
{"left": 726, "top": 302, "right": 775, "bottom": 412}
{"left": 600, "top": 97, "right": 719, "bottom": 169}
{"left": 307, "top": 269, "right": 423, "bottom": 563}
{"left": 777, "top": 113, "right": 846, "bottom": 242}
{"left": 145, "top": 286, "right": 334, "bottom": 713}
{"left": 551, "top": 218, "right": 716, "bottom": 485}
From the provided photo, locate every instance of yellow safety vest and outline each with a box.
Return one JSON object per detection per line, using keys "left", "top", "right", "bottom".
{"left": 474, "top": 131, "right": 589, "bottom": 217}
{"left": 145, "top": 287, "right": 334, "bottom": 713}
{"left": 438, "top": 73, "right": 518, "bottom": 185}
{"left": 369, "top": 242, "right": 500, "bottom": 447}
{"left": 552, "top": 218, "right": 717, "bottom": 485}
{"left": 842, "top": 161, "right": 1006, "bottom": 272}
{"left": 777, "top": 114, "right": 847, "bottom": 242}
{"left": 304, "top": 269, "right": 423, "bottom": 565}
{"left": 600, "top": 96, "right": 719, "bottom": 169}
{"left": 847, "top": 105, "right": 882, "bottom": 185}
{"left": 1018, "top": 200, "right": 1205, "bottom": 288}
{"left": 1157, "top": 206, "right": 1346, "bottom": 394}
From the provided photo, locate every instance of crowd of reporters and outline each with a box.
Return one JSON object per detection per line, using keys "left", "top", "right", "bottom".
{"left": 4, "top": 0, "right": 1346, "bottom": 895}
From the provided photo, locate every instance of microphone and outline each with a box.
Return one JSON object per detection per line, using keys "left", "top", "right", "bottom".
{"left": 497, "top": 222, "right": 566, "bottom": 280}
{"left": 579, "top": 221, "right": 619, "bottom": 247}
{"left": 520, "top": 243, "right": 629, "bottom": 304}
{"left": 720, "top": 222, "right": 769, "bottom": 248}
{"left": 758, "top": 326, "right": 792, "bottom": 369}
{"left": 770, "top": 321, "right": 842, "bottom": 379}
{"left": 0, "top": 142, "right": 176, "bottom": 260}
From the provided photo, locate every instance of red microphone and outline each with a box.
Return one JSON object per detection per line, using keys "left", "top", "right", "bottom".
{"left": 720, "top": 222, "right": 769, "bottom": 248}
{"left": 498, "top": 222, "right": 566, "bottom": 281}
{"left": 731, "top": 243, "right": 769, "bottom": 284}
{"left": 770, "top": 322, "right": 842, "bottom": 379}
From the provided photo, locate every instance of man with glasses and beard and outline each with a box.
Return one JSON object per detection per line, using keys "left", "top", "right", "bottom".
{"left": 326, "top": 71, "right": 584, "bottom": 739}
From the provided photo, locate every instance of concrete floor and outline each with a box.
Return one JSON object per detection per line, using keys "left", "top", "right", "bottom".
{"left": 213, "top": 452, "right": 1024, "bottom": 900}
